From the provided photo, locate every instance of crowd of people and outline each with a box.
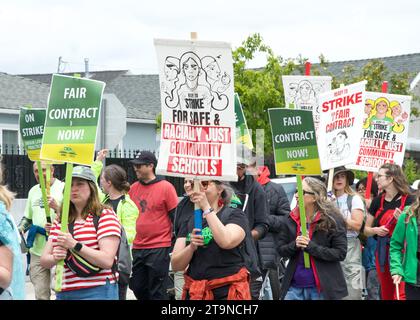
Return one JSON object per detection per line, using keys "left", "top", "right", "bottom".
{"left": 0, "top": 150, "right": 419, "bottom": 301}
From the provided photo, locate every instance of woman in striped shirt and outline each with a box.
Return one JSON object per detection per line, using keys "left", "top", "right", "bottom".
{"left": 41, "top": 166, "right": 121, "bottom": 300}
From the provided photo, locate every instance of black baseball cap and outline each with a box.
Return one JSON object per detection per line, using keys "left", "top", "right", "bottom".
{"left": 130, "top": 150, "right": 157, "bottom": 166}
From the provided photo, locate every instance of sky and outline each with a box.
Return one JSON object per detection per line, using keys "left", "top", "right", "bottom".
{"left": 1, "top": 0, "right": 420, "bottom": 75}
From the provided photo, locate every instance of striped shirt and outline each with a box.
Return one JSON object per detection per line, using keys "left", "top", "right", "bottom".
{"left": 49, "top": 208, "right": 121, "bottom": 291}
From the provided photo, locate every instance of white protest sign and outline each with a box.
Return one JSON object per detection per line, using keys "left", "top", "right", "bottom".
{"left": 154, "top": 38, "right": 237, "bottom": 181}
{"left": 282, "top": 75, "right": 332, "bottom": 132}
{"left": 347, "top": 92, "right": 412, "bottom": 172}
{"left": 317, "top": 81, "right": 366, "bottom": 170}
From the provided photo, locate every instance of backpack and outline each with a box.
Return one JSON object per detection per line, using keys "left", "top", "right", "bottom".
{"left": 346, "top": 195, "right": 367, "bottom": 245}
{"left": 219, "top": 208, "right": 262, "bottom": 281}
{"left": 68, "top": 215, "right": 132, "bottom": 279}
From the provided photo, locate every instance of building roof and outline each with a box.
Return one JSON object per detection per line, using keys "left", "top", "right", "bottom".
{"left": 18, "top": 70, "right": 130, "bottom": 86}
{"left": 313, "top": 53, "right": 420, "bottom": 84}
{"left": 105, "top": 74, "right": 161, "bottom": 120}
{"left": 0, "top": 73, "right": 50, "bottom": 110}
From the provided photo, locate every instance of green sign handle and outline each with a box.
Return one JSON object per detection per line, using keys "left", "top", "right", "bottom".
{"left": 296, "top": 175, "right": 310, "bottom": 268}
{"left": 55, "top": 162, "right": 73, "bottom": 292}
{"left": 36, "top": 161, "right": 51, "bottom": 224}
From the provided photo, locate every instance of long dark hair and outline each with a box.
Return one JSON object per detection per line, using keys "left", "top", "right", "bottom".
{"left": 305, "top": 177, "right": 343, "bottom": 232}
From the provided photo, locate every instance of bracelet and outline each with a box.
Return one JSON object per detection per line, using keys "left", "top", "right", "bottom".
{"left": 202, "top": 207, "right": 214, "bottom": 218}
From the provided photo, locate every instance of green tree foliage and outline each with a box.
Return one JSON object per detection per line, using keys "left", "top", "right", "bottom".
{"left": 402, "top": 158, "right": 420, "bottom": 184}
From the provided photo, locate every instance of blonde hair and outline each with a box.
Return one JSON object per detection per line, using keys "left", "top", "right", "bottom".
{"left": 0, "top": 160, "right": 15, "bottom": 211}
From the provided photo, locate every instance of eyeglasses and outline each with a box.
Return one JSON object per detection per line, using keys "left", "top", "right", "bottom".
{"left": 295, "top": 189, "right": 315, "bottom": 195}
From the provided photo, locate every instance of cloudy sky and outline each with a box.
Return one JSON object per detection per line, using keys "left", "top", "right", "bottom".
{"left": 1, "top": 0, "right": 419, "bottom": 75}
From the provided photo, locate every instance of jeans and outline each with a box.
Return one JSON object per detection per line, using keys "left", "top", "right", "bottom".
{"left": 56, "top": 279, "right": 118, "bottom": 300}
{"left": 284, "top": 286, "right": 324, "bottom": 300}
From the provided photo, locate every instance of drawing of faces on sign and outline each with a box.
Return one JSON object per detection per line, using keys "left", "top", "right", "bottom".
{"left": 162, "top": 51, "right": 230, "bottom": 111}
{"left": 327, "top": 130, "right": 351, "bottom": 162}
{"left": 364, "top": 96, "right": 410, "bottom": 134}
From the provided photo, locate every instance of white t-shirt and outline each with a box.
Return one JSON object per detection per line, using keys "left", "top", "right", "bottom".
{"left": 336, "top": 193, "right": 364, "bottom": 238}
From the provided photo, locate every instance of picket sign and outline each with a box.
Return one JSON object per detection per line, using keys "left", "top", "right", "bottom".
{"left": 18, "top": 106, "right": 53, "bottom": 225}
{"left": 40, "top": 73, "right": 106, "bottom": 292}
{"left": 364, "top": 81, "right": 387, "bottom": 200}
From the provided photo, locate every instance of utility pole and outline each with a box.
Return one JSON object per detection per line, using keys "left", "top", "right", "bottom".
{"left": 57, "top": 56, "right": 62, "bottom": 73}
{"left": 84, "top": 58, "right": 90, "bottom": 78}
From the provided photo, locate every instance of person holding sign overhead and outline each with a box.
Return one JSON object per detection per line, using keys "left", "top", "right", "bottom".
{"left": 278, "top": 177, "right": 348, "bottom": 300}
{"left": 18, "top": 162, "right": 64, "bottom": 300}
{"left": 363, "top": 163, "right": 414, "bottom": 300}
{"left": 171, "top": 180, "right": 251, "bottom": 300}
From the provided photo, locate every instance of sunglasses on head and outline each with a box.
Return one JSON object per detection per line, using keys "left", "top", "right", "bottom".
{"left": 295, "top": 189, "right": 315, "bottom": 195}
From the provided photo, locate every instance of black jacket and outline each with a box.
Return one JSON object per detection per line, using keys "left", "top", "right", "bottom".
{"left": 258, "top": 181, "right": 290, "bottom": 269}
{"left": 230, "top": 175, "right": 269, "bottom": 240}
{"left": 277, "top": 208, "right": 348, "bottom": 300}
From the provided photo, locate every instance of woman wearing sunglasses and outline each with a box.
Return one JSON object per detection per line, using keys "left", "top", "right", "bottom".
{"left": 171, "top": 180, "right": 251, "bottom": 300}
{"left": 278, "top": 177, "right": 348, "bottom": 300}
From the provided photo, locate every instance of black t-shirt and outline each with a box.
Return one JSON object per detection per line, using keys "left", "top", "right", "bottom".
{"left": 368, "top": 193, "right": 414, "bottom": 223}
{"left": 174, "top": 197, "right": 194, "bottom": 238}
{"left": 178, "top": 206, "right": 248, "bottom": 298}
{"left": 178, "top": 206, "right": 248, "bottom": 299}
{"left": 105, "top": 195, "right": 125, "bottom": 213}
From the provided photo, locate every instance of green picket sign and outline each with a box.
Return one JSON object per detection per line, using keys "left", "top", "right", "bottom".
{"left": 19, "top": 107, "right": 46, "bottom": 161}
{"left": 296, "top": 176, "right": 310, "bottom": 268}
{"left": 40, "top": 74, "right": 105, "bottom": 166}
{"left": 268, "top": 108, "right": 321, "bottom": 176}
{"left": 55, "top": 163, "right": 73, "bottom": 292}
{"left": 234, "top": 93, "right": 253, "bottom": 151}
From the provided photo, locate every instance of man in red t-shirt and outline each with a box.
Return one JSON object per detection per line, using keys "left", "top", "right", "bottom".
{"left": 128, "top": 151, "right": 179, "bottom": 300}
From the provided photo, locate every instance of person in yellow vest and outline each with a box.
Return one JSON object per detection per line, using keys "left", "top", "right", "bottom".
{"left": 18, "top": 162, "right": 64, "bottom": 300}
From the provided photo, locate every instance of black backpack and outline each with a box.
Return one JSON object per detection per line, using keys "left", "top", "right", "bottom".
{"left": 219, "top": 208, "right": 262, "bottom": 281}
{"left": 68, "top": 215, "right": 132, "bottom": 278}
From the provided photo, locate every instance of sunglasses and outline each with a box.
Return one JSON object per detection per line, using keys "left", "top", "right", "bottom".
{"left": 295, "top": 189, "right": 315, "bottom": 195}
{"left": 184, "top": 180, "right": 211, "bottom": 189}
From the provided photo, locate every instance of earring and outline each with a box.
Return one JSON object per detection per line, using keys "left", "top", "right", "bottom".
{"left": 218, "top": 198, "right": 224, "bottom": 207}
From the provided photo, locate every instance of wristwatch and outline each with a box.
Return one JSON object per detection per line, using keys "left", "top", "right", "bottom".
{"left": 73, "top": 242, "right": 83, "bottom": 252}
{"left": 202, "top": 207, "right": 214, "bottom": 218}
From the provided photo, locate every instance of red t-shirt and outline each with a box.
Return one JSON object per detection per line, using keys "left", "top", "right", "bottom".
{"left": 129, "top": 179, "right": 178, "bottom": 249}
